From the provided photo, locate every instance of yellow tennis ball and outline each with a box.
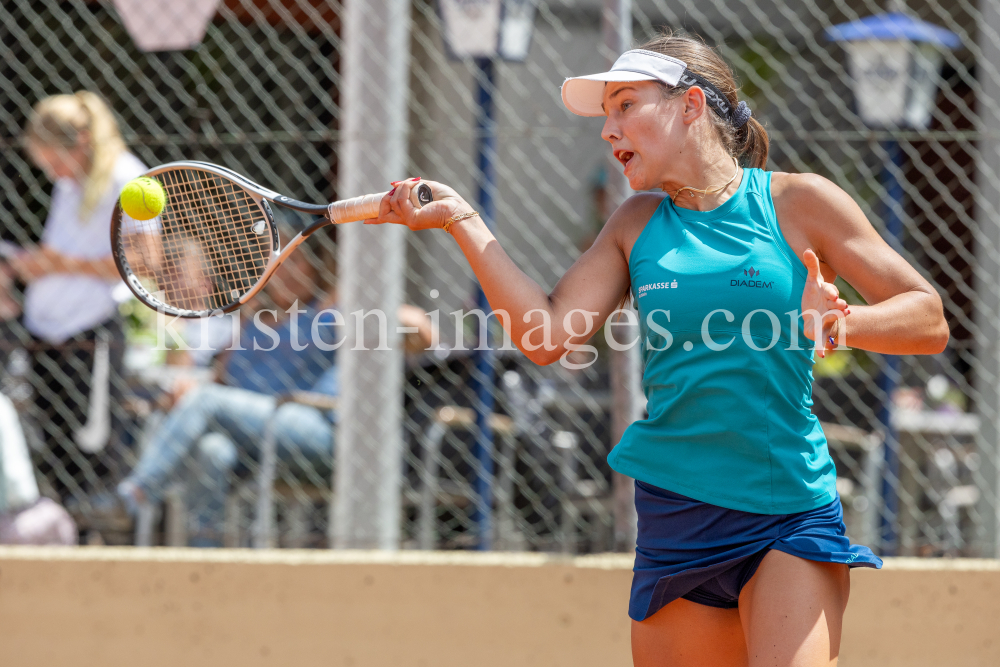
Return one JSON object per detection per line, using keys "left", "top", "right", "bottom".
{"left": 119, "top": 177, "right": 166, "bottom": 220}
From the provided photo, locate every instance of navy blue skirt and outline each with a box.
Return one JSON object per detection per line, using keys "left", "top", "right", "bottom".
{"left": 630, "top": 480, "right": 882, "bottom": 621}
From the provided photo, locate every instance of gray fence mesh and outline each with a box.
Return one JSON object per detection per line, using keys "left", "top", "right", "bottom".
{"left": 0, "top": 0, "right": 996, "bottom": 557}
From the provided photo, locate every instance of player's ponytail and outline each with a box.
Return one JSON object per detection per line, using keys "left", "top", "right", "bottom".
{"left": 640, "top": 31, "right": 769, "bottom": 170}
{"left": 738, "top": 116, "right": 769, "bottom": 170}
{"left": 25, "top": 91, "right": 126, "bottom": 221}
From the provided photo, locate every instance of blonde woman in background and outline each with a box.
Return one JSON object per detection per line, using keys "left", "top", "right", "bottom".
{"left": 7, "top": 92, "right": 145, "bottom": 514}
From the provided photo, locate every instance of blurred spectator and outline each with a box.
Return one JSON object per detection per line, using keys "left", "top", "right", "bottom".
{"left": 7, "top": 92, "right": 145, "bottom": 506}
{"left": 0, "top": 392, "right": 76, "bottom": 545}
{"left": 118, "top": 230, "right": 433, "bottom": 546}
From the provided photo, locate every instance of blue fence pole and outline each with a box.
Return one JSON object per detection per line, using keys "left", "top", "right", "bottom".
{"left": 471, "top": 57, "right": 497, "bottom": 550}
{"left": 878, "top": 140, "right": 904, "bottom": 555}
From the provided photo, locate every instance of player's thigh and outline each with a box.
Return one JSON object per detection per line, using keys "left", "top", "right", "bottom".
{"left": 738, "top": 550, "right": 850, "bottom": 667}
{"left": 632, "top": 597, "right": 748, "bottom": 667}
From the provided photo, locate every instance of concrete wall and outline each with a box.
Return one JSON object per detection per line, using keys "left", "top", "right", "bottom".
{"left": 0, "top": 547, "right": 996, "bottom": 667}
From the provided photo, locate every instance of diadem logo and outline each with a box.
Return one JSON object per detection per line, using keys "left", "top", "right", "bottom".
{"left": 731, "top": 265, "right": 772, "bottom": 289}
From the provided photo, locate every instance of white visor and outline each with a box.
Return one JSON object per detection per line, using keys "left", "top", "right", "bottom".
{"left": 561, "top": 49, "right": 687, "bottom": 117}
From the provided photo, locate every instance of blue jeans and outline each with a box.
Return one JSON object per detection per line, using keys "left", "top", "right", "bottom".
{"left": 124, "top": 383, "right": 334, "bottom": 544}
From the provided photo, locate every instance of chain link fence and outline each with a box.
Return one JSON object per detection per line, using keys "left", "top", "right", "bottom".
{"left": 0, "top": 0, "right": 997, "bottom": 557}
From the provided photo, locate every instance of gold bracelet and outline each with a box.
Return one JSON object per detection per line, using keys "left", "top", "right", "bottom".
{"left": 442, "top": 210, "right": 479, "bottom": 233}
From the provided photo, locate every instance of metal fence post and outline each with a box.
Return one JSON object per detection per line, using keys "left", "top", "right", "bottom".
{"left": 975, "top": 0, "right": 1000, "bottom": 558}
{"left": 470, "top": 56, "right": 498, "bottom": 551}
{"left": 603, "top": 0, "right": 640, "bottom": 552}
{"left": 332, "top": 0, "right": 412, "bottom": 550}
{"left": 878, "top": 141, "right": 904, "bottom": 555}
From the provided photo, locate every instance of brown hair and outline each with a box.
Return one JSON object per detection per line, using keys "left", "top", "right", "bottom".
{"left": 639, "top": 31, "right": 769, "bottom": 169}
{"left": 25, "top": 91, "right": 126, "bottom": 221}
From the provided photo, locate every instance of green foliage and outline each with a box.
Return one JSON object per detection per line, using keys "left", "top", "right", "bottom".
{"left": 731, "top": 39, "right": 783, "bottom": 104}
{"left": 835, "top": 276, "right": 866, "bottom": 306}
{"left": 119, "top": 297, "right": 160, "bottom": 345}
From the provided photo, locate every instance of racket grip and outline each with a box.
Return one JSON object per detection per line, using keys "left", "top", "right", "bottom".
{"left": 326, "top": 183, "right": 433, "bottom": 224}
{"left": 327, "top": 192, "right": 385, "bottom": 224}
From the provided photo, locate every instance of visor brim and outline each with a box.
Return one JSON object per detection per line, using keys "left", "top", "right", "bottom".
{"left": 561, "top": 72, "right": 660, "bottom": 117}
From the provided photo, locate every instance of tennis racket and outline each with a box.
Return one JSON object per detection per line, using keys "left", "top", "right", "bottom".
{"left": 111, "top": 160, "right": 431, "bottom": 318}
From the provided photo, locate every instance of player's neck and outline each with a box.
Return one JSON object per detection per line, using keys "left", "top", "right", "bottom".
{"left": 661, "top": 148, "right": 741, "bottom": 212}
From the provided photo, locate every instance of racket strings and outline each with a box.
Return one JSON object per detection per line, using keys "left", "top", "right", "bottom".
{"left": 163, "top": 170, "right": 262, "bottom": 306}
{"left": 119, "top": 167, "right": 272, "bottom": 314}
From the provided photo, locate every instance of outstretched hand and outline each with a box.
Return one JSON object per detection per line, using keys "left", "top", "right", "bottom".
{"left": 801, "top": 248, "right": 849, "bottom": 358}
{"left": 363, "top": 178, "right": 475, "bottom": 232}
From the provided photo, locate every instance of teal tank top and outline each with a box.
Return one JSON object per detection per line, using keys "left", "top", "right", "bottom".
{"left": 611, "top": 168, "right": 836, "bottom": 514}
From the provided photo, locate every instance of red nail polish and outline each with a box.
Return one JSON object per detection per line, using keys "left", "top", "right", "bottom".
{"left": 389, "top": 187, "right": 397, "bottom": 196}
{"left": 412, "top": 177, "right": 421, "bottom": 181}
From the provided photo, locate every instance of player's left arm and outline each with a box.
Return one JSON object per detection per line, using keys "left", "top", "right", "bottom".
{"left": 772, "top": 172, "right": 949, "bottom": 356}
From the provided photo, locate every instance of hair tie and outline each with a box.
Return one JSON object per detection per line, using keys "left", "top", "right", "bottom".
{"left": 732, "top": 100, "right": 752, "bottom": 129}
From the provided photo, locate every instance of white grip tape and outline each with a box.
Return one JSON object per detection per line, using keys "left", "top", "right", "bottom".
{"left": 327, "top": 192, "right": 386, "bottom": 224}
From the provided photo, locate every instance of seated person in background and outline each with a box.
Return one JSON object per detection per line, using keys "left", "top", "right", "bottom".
{"left": 117, "top": 229, "right": 433, "bottom": 547}
{"left": 0, "top": 392, "right": 76, "bottom": 545}
{"left": 11, "top": 92, "right": 146, "bottom": 504}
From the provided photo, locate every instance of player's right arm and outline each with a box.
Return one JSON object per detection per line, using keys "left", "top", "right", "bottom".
{"left": 367, "top": 178, "right": 655, "bottom": 365}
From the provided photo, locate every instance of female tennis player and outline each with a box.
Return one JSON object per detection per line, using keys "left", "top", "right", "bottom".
{"left": 369, "top": 32, "right": 948, "bottom": 667}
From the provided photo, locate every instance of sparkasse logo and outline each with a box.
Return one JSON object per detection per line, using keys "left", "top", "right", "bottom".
{"left": 636, "top": 280, "right": 678, "bottom": 298}
{"left": 730, "top": 266, "right": 773, "bottom": 289}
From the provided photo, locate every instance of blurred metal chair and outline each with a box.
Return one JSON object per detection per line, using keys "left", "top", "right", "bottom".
{"left": 253, "top": 391, "right": 338, "bottom": 549}
{"left": 552, "top": 430, "right": 613, "bottom": 554}
{"left": 417, "top": 405, "right": 520, "bottom": 550}
{"left": 822, "top": 422, "right": 882, "bottom": 548}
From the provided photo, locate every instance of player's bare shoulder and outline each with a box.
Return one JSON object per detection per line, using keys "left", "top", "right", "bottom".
{"left": 770, "top": 171, "right": 867, "bottom": 246}
{"left": 770, "top": 171, "right": 840, "bottom": 213}
{"left": 605, "top": 191, "right": 667, "bottom": 260}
